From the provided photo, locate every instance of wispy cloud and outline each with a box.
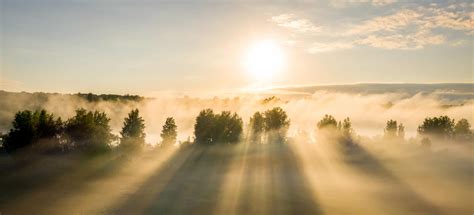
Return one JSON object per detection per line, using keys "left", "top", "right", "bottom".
{"left": 270, "top": 14, "right": 321, "bottom": 33}
{"left": 346, "top": 9, "right": 422, "bottom": 35}
{"left": 271, "top": 3, "right": 473, "bottom": 53}
{"left": 331, "top": 0, "right": 397, "bottom": 7}
{"left": 356, "top": 31, "right": 445, "bottom": 50}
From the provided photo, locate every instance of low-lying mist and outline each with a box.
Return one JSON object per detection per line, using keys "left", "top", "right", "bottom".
{"left": 1, "top": 86, "right": 472, "bottom": 144}
{"left": 0, "top": 84, "right": 472, "bottom": 215}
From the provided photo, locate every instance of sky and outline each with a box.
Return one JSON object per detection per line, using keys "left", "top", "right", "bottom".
{"left": 1, "top": 0, "right": 473, "bottom": 95}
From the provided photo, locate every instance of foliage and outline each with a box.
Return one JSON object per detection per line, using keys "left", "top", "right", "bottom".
{"left": 249, "top": 111, "right": 265, "bottom": 142}
{"left": 76, "top": 93, "right": 143, "bottom": 102}
{"left": 263, "top": 107, "right": 290, "bottom": 131}
{"left": 194, "top": 109, "right": 216, "bottom": 144}
{"left": 263, "top": 107, "right": 290, "bottom": 143}
{"left": 417, "top": 115, "right": 455, "bottom": 139}
{"left": 398, "top": 123, "right": 405, "bottom": 139}
{"left": 453, "top": 118, "right": 472, "bottom": 141}
{"left": 3, "top": 110, "right": 63, "bottom": 153}
{"left": 341, "top": 117, "right": 353, "bottom": 137}
{"left": 384, "top": 120, "right": 398, "bottom": 138}
{"left": 161, "top": 117, "right": 178, "bottom": 146}
{"left": 317, "top": 114, "right": 338, "bottom": 130}
{"left": 120, "top": 109, "right": 146, "bottom": 149}
{"left": 194, "top": 109, "right": 243, "bottom": 144}
{"left": 64, "top": 108, "right": 113, "bottom": 153}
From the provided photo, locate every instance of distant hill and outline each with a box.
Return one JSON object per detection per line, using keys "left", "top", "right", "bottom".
{"left": 272, "top": 83, "right": 474, "bottom": 101}
{"left": 0, "top": 91, "right": 144, "bottom": 102}
{"left": 274, "top": 83, "right": 473, "bottom": 95}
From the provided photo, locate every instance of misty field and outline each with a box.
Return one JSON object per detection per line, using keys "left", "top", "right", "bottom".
{"left": 1, "top": 140, "right": 472, "bottom": 215}
{"left": 0, "top": 86, "right": 473, "bottom": 215}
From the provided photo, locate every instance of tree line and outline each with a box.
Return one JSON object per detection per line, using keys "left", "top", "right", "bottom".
{"left": 0, "top": 107, "right": 472, "bottom": 154}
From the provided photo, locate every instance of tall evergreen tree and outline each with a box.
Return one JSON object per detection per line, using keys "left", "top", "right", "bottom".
{"left": 120, "top": 109, "right": 146, "bottom": 149}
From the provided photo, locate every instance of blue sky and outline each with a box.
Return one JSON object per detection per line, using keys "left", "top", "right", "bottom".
{"left": 1, "top": 0, "right": 472, "bottom": 95}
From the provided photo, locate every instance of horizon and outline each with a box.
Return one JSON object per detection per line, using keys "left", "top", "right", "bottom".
{"left": 1, "top": 0, "right": 473, "bottom": 94}
{"left": 1, "top": 82, "right": 473, "bottom": 97}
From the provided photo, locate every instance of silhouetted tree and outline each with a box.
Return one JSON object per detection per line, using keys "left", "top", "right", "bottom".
{"left": 216, "top": 111, "right": 243, "bottom": 143}
{"left": 417, "top": 116, "right": 454, "bottom": 139}
{"left": 264, "top": 107, "right": 290, "bottom": 143}
{"left": 65, "top": 108, "right": 113, "bottom": 154}
{"left": 194, "top": 109, "right": 216, "bottom": 144}
{"left": 398, "top": 123, "right": 405, "bottom": 140}
{"left": 3, "top": 110, "right": 63, "bottom": 153}
{"left": 454, "top": 118, "right": 472, "bottom": 142}
{"left": 120, "top": 109, "right": 146, "bottom": 150}
{"left": 317, "top": 114, "right": 337, "bottom": 130}
{"left": 384, "top": 120, "right": 398, "bottom": 138}
{"left": 161, "top": 117, "right": 177, "bottom": 147}
{"left": 249, "top": 111, "right": 265, "bottom": 143}
{"left": 341, "top": 117, "right": 353, "bottom": 137}
{"left": 194, "top": 109, "right": 243, "bottom": 144}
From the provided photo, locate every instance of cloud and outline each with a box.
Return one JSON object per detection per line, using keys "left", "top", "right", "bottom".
{"left": 355, "top": 30, "right": 445, "bottom": 50}
{"left": 271, "top": 3, "right": 473, "bottom": 53}
{"left": 271, "top": 14, "right": 321, "bottom": 33}
{"left": 346, "top": 9, "right": 423, "bottom": 35}
{"left": 331, "top": 0, "right": 397, "bottom": 7}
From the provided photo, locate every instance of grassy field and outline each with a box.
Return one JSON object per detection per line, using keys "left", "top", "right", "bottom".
{"left": 0, "top": 141, "right": 472, "bottom": 215}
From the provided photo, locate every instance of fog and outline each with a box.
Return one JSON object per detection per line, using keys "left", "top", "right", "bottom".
{"left": 1, "top": 85, "right": 472, "bottom": 143}
{"left": 0, "top": 85, "right": 473, "bottom": 215}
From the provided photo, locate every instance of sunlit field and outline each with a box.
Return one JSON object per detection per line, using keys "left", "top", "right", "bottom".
{"left": 0, "top": 139, "right": 472, "bottom": 214}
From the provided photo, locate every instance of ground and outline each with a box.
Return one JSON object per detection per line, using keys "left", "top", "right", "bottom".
{"left": 0, "top": 141, "right": 472, "bottom": 215}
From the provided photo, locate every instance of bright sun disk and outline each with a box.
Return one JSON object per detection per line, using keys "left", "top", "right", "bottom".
{"left": 244, "top": 40, "right": 285, "bottom": 81}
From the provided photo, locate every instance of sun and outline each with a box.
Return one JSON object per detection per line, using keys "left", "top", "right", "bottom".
{"left": 244, "top": 40, "right": 285, "bottom": 81}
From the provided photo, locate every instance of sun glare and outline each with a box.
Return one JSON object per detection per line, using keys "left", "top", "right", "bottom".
{"left": 244, "top": 40, "right": 285, "bottom": 81}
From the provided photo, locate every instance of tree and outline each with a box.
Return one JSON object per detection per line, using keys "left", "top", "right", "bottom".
{"left": 341, "top": 117, "right": 353, "bottom": 137}
{"left": 215, "top": 111, "right": 243, "bottom": 143}
{"left": 398, "top": 123, "right": 405, "bottom": 140}
{"left": 249, "top": 111, "right": 265, "bottom": 142}
{"left": 384, "top": 120, "right": 398, "bottom": 138}
{"left": 65, "top": 108, "right": 113, "bottom": 154}
{"left": 317, "top": 114, "right": 337, "bottom": 130}
{"left": 120, "top": 109, "right": 146, "bottom": 149}
{"left": 417, "top": 115, "right": 454, "bottom": 139}
{"left": 194, "top": 109, "right": 243, "bottom": 144}
{"left": 194, "top": 109, "right": 216, "bottom": 144}
{"left": 3, "top": 110, "right": 62, "bottom": 153}
{"left": 161, "top": 117, "right": 177, "bottom": 147}
{"left": 454, "top": 119, "right": 472, "bottom": 142}
{"left": 264, "top": 107, "right": 290, "bottom": 143}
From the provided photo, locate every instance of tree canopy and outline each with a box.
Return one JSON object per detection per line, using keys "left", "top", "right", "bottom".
{"left": 417, "top": 115, "right": 455, "bottom": 139}
{"left": 317, "top": 114, "right": 338, "bottom": 130}
{"left": 3, "top": 110, "right": 62, "bottom": 153}
{"left": 161, "top": 117, "right": 178, "bottom": 147}
{"left": 453, "top": 118, "right": 472, "bottom": 141}
{"left": 194, "top": 109, "right": 243, "bottom": 144}
{"left": 65, "top": 108, "right": 113, "bottom": 153}
{"left": 120, "top": 109, "right": 146, "bottom": 149}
